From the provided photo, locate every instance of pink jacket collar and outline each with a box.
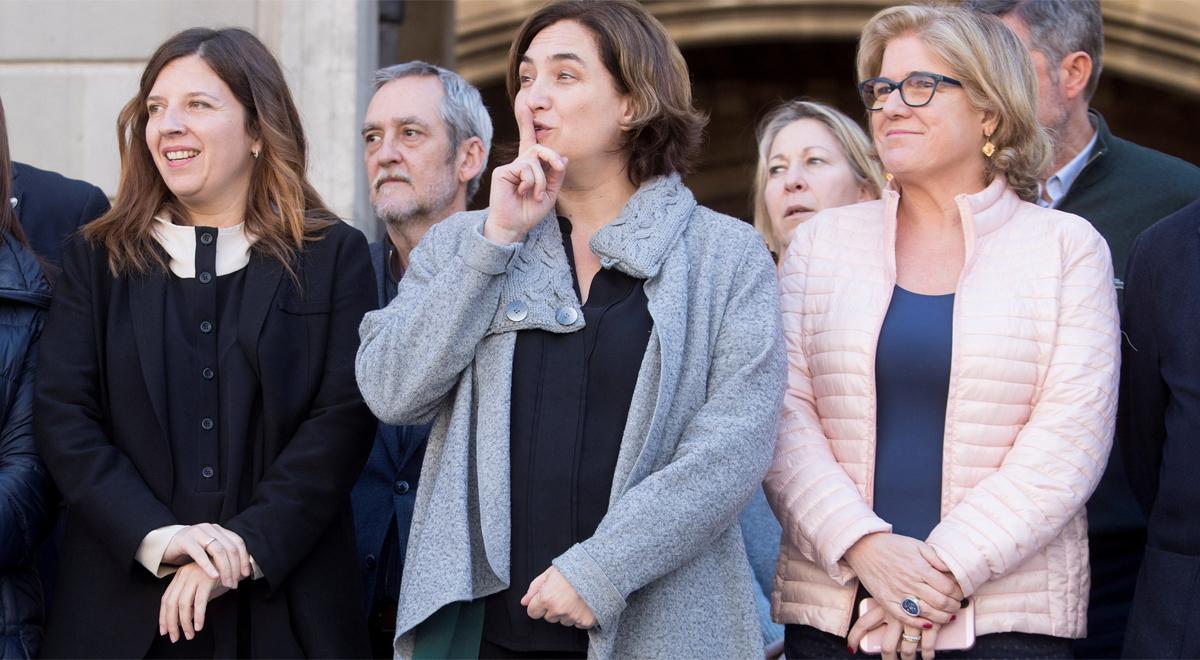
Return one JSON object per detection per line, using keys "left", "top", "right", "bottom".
{"left": 881, "top": 177, "right": 1020, "bottom": 265}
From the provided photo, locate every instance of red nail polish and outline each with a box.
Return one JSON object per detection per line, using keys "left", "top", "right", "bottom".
{"left": 848, "top": 646, "right": 856, "bottom": 654}
{"left": 923, "top": 622, "right": 933, "bottom": 629}
{"left": 951, "top": 615, "right": 957, "bottom": 621}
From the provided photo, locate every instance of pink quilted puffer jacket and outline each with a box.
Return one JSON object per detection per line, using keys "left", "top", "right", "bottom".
{"left": 766, "top": 178, "right": 1119, "bottom": 639}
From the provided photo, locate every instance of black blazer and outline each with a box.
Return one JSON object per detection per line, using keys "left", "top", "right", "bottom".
{"left": 10, "top": 162, "right": 110, "bottom": 267}
{"left": 351, "top": 240, "right": 429, "bottom": 613}
{"left": 1119, "top": 196, "right": 1200, "bottom": 658}
{"left": 34, "top": 220, "right": 377, "bottom": 658}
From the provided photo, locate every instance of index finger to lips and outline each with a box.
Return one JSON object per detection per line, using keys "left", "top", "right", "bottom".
{"left": 516, "top": 104, "right": 537, "bottom": 153}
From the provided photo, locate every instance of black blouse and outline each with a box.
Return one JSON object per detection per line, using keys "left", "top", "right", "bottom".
{"left": 157, "top": 226, "right": 261, "bottom": 656}
{"left": 482, "top": 217, "right": 653, "bottom": 654}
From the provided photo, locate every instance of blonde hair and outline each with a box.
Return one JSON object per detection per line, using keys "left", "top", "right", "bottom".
{"left": 752, "top": 99, "right": 885, "bottom": 254}
{"left": 856, "top": 5, "right": 1051, "bottom": 202}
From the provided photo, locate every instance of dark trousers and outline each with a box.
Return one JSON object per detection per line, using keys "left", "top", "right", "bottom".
{"left": 785, "top": 624, "right": 1073, "bottom": 659}
{"left": 1073, "top": 529, "right": 1145, "bottom": 658}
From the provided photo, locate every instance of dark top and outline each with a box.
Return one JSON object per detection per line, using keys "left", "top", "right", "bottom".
{"left": 158, "top": 228, "right": 257, "bottom": 656}
{"left": 1119, "top": 196, "right": 1200, "bottom": 658}
{"left": 1058, "top": 111, "right": 1200, "bottom": 556}
{"left": 11, "top": 162, "right": 110, "bottom": 268}
{"left": 0, "top": 233, "right": 53, "bottom": 659}
{"left": 36, "top": 222, "right": 376, "bottom": 658}
{"left": 873, "top": 286, "right": 954, "bottom": 540}
{"left": 351, "top": 239, "right": 429, "bottom": 616}
{"left": 1061, "top": 111, "right": 1200, "bottom": 657}
{"left": 1121, "top": 196, "right": 1200, "bottom": 552}
{"left": 163, "top": 228, "right": 253, "bottom": 524}
{"left": 483, "top": 217, "right": 653, "bottom": 653}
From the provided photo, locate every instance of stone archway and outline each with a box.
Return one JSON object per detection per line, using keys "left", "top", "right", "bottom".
{"left": 457, "top": 0, "right": 1199, "bottom": 217}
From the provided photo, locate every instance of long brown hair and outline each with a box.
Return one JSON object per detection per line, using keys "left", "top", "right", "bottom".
{"left": 84, "top": 27, "right": 335, "bottom": 277}
{"left": 0, "top": 98, "right": 31, "bottom": 247}
{"left": 506, "top": 0, "right": 706, "bottom": 186}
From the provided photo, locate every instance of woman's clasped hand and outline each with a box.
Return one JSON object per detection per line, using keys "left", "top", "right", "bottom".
{"left": 521, "top": 566, "right": 597, "bottom": 629}
{"left": 158, "top": 523, "right": 253, "bottom": 642}
{"left": 843, "top": 533, "right": 963, "bottom": 660}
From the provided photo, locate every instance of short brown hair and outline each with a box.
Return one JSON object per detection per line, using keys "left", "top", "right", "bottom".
{"left": 857, "top": 5, "right": 1051, "bottom": 202}
{"left": 85, "top": 27, "right": 336, "bottom": 277}
{"left": 506, "top": 0, "right": 706, "bottom": 186}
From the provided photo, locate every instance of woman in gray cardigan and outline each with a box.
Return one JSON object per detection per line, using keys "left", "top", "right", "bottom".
{"left": 356, "top": 1, "right": 785, "bottom": 657}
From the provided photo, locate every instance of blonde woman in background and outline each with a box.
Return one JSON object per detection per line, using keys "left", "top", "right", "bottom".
{"left": 741, "top": 98, "right": 885, "bottom": 658}
{"left": 752, "top": 100, "right": 885, "bottom": 257}
{"left": 768, "top": 5, "right": 1118, "bottom": 659}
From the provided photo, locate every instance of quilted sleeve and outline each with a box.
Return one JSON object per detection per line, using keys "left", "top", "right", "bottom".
{"left": 765, "top": 220, "right": 890, "bottom": 585}
{"left": 927, "top": 222, "right": 1119, "bottom": 596}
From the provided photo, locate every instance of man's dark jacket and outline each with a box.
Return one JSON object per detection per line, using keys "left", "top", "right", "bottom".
{"left": 351, "top": 240, "right": 429, "bottom": 613}
{"left": 1057, "top": 110, "right": 1200, "bottom": 657}
{"left": 0, "top": 234, "right": 53, "bottom": 658}
{"left": 1118, "top": 197, "right": 1200, "bottom": 658}
{"left": 11, "top": 162, "right": 109, "bottom": 267}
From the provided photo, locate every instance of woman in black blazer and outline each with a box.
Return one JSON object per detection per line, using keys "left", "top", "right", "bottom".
{"left": 34, "top": 28, "right": 376, "bottom": 658}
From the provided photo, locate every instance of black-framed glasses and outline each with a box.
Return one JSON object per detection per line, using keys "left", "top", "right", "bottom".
{"left": 858, "top": 72, "right": 963, "bottom": 111}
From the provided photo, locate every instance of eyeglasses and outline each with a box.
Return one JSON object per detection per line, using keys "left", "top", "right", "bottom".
{"left": 858, "top": 72, "right": 963, "bottom": 111}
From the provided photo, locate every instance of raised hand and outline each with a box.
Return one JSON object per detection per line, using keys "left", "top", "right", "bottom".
{"left": 482, "top": 103, "right": 567, "bottom": 245}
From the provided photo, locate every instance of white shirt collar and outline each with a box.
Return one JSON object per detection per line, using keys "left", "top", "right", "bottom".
{"left": 151, "top": 214, "right": 254, "bottom": 278}
{"left": 1040, "top": 129, "right": 1099, "bottom": 208}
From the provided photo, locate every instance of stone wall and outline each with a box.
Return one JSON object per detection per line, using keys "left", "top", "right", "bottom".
{"left": 0, "top": 0, "right": 378, "bottom": 232}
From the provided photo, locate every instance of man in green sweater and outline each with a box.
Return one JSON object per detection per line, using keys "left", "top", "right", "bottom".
{"left": 964, "top": 1, "right": 1200, "bottom": 657}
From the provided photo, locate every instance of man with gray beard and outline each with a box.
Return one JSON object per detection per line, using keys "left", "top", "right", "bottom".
{"left": 352, "top": 60, "right": 491, "bottom": 657}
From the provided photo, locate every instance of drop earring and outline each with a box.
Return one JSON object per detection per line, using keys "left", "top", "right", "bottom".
{"left": 252, "top": 148, "right": 260, "bottom": 159}
{"left": 982, "top": 132, "right": 996, "bottom": 158}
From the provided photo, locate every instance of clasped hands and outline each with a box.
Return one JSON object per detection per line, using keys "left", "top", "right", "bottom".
{"left": 521, "top": 566, "right": 596, "bottom": 630}
{"left": 843, "top": 532, "right": 965, "bottom": 660}
{"left": 158, "top": 523, "right": 252, "bottom": 643}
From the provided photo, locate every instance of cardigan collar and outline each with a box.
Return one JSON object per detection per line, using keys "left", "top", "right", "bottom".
{"left": 489, "top": 174, "right": 695, "bottom": 335}
{"left": 151, "top": 214, "right": 255, "bottom": 278}
{"left": 589, "top": 173, "right": 696, "bottom": 280}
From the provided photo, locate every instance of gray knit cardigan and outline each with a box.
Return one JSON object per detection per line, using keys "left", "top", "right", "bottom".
{"left": 356, "top": 174, "right": 786, "bottom": 659}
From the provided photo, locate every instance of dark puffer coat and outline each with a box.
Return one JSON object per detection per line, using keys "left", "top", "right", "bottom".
{"left": 0, "top": 232, "right": 53, "bottom": 659}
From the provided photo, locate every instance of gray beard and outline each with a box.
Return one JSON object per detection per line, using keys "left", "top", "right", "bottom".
{"left": 375, "top": 178, "right": 458, "bottom": 228}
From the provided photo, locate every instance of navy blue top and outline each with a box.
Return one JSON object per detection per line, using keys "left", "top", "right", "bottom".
{"left": 873, "top": 285, "right": 954, "bottom": 540}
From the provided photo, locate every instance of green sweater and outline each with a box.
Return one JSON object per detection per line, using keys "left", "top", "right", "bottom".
{"left": 1059, "top": 110, "right": 1200, "bottom": 287}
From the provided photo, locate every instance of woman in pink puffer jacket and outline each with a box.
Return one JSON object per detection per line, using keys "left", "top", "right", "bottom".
{"left": 766, "top": 6, "right": 1119, "bottom": 659}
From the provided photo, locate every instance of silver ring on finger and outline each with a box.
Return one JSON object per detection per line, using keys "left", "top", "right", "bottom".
{"left": 900, "top": 595, "right": 922, "bottom": 617}
{"left": 901, "top": 633, "right": 922, "bottom": 643}
{"left": 202, "top": 537, "right": 217, "bottom": 549}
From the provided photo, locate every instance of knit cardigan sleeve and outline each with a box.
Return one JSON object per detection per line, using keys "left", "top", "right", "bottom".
{"left": 926, "top": 220, "right": 1119, "bottom": 596}
{"left": 766, "top": 218, "right": 891, "bottom": 584}
{"left": 552, "top": 226, "right": 786, "bottom": 633}
{"left": 356, "top": 211, "right": 519, "bottom": 426}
